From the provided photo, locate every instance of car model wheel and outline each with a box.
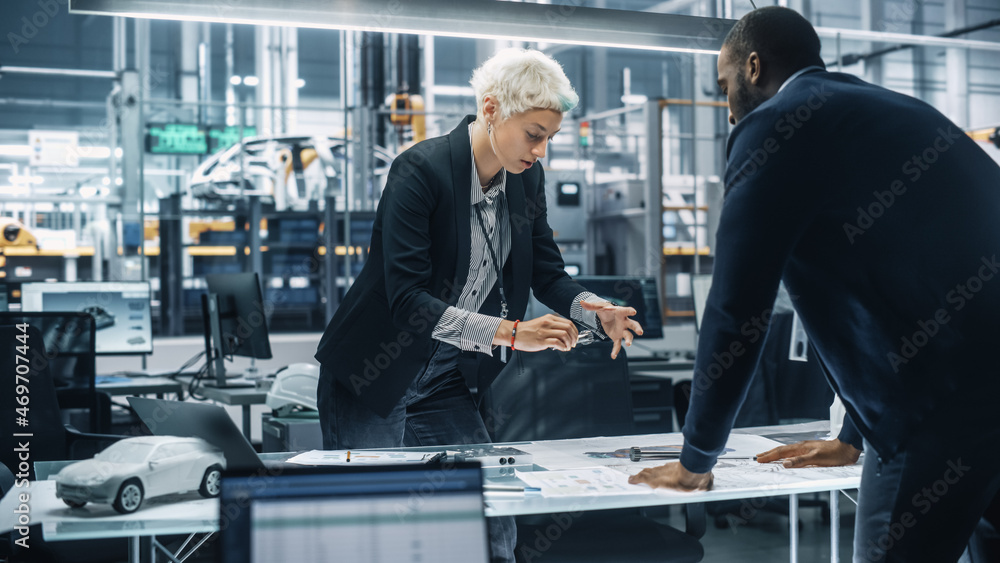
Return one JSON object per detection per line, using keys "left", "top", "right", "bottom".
{"left": 113, "top": 479, "right": 144, "bottom": 514}
{"left": 62, "top": 499, "right": 87, "bottom": 508}
{"left": 199, "top": 464, "right": 223, "bottom": 498}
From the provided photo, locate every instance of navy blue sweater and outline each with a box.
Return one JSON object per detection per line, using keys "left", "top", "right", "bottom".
{"left": 681, "top": 70, "right": 1000, "bottom": 473}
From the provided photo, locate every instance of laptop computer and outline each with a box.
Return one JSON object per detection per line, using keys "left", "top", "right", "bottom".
{"left": 217, "top": 463, "right": 490, "bottom": 563}
{"left": 128, "top": 396, "right": 273, "bottom": 470}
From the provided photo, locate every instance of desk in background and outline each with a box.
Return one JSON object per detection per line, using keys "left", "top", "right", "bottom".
{"left": 96, "top": 376, "right": 184, "bottom": 398}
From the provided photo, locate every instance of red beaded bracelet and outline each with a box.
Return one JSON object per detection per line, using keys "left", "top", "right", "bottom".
{"left": 511, "top": 320, "right": 520, "bottom": 351}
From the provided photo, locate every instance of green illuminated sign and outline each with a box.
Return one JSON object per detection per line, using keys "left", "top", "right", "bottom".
{"left": 146, "top": 123, "right": 208, "bottom": 155}
{"left": 208, "top": 126, "right": 257, "bottom": 153}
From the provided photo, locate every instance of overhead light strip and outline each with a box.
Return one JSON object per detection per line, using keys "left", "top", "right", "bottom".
{"left": 69, "top": 0, "right": 734, "bottom": 54}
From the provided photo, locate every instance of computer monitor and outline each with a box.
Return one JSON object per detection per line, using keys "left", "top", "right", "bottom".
{"left": 217, "top": 463, "right": 490, "bottom": 563}
{"left": 202, "top": 272, "right": 272, "bottom": 386}
{"left": 572, "top": 276, "right": 664, "bottom": 339}
{"left": 19, "top": 281, "right": 153, "bottom": 355}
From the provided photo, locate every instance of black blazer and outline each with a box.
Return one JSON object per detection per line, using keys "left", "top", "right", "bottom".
{"left": 681, "top": 69, "right": 1000, "bottom": 472}
{"left": 315, "top": 116, "right": 587, "bottom": 417}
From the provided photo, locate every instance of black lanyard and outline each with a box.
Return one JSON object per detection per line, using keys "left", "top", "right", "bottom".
{"left": 474, "top": 196, "right": 508, "bottom": 321}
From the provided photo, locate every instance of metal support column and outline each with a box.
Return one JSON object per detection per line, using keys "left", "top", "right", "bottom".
{"left": 159, "top": 194, "right": 184, "bottom": 336}
{"left": 117, "top": 68, "right": 143, "bottom": 281}
{"left": 643, "top": 99, "right": 664, "bottom": 280}
{"left": 248, "top": 197, "right": 263, "bottom": 277}
{"left": 323, "top": 196, "right": 339, "bottom": 321}
{"left": 945, "top": 0, "right": 969, "bottom": 127}
{"left": 831, "top": 490, "right": 840, "bottom": 562}
{"left": 789, "top": 493, "right": 799, "bottom": 563}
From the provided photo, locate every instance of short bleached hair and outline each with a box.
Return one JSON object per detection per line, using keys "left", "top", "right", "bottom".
{"left": 470, "top": 48, "right": 579, "bottom": 120}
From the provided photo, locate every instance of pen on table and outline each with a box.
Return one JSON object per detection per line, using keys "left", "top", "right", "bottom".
{"left": 346, "top": 450, "right": 351, "bottom": 463}
{"left": 425, "top": 452, "right": 446, "bottom": 463}
{"left": 483, "top": 485, "right": 541, "bottom": 493}
{"left": 629, "top": 447, "right": 755, "bottom": 462}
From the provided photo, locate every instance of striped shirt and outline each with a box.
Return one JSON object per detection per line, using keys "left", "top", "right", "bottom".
{"left": 431, "top": 124, "right": 603, "bottom": 355}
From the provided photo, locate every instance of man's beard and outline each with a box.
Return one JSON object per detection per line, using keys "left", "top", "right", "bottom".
{"left": 731, "top": 70, "right": 769, "bottom": 124}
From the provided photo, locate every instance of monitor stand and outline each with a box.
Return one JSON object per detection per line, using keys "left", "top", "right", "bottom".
{"left": 201, "top": 292, "right": 256, "bottom": 389}
{"left": 201, "top": 354, "right": 256, "bottom": 388}
{"left": 202, "top": 378, "right": 256, "bottom": 389}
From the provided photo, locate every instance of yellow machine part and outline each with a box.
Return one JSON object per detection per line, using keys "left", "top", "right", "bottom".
{"left": 0, "top": 217, "right": 38, "bottom": 248}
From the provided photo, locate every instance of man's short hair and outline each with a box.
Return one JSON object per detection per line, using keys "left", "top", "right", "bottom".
{"left": 470, "top": 48, "right": 579, "bottom": 120}
{"left": 723, "top": 6, "right": 825, "bottom": 74}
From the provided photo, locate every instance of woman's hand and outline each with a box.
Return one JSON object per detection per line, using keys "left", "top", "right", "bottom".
{"left": 581, "top": 300, "right": 644, "bottom": 359}
{"left": 494, "top": 315, "right": 579, "bottom": 352}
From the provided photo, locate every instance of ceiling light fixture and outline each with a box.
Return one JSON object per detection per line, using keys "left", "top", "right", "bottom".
{"left": 69, "top": 0, "right": 735, "bottom": 54}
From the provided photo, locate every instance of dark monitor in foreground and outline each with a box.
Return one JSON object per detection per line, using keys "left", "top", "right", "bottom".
{"left": 19, "top": 281, "right": 153, "bottom": 355}
{"left": 573, "top": 276, "right": 664, "bottom": 339}
{"left": 202, "top": 273, "right": 272, "bottom": 386}
{"left": 217, "top": 463, "right": 490, "bottom": 563}
{"left": 0, "top": 312, "right": 99, "bottom": 431}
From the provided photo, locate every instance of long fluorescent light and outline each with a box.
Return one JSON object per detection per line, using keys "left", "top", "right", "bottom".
{"left": 69, "top": 0, "right": 735, "bottom": 54}
{"left": 815, "top": 26, "right": 1000, "bottom": 52}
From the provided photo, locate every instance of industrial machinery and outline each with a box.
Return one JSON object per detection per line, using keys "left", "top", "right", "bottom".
{"left": 189, "top": 136, "right": 395, "bottom": 211}
{"left": 0, "top": 218, "right": 38, "bottom": 248}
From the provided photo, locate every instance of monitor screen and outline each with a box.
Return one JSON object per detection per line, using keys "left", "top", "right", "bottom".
{"left": 20, "top": 281, "right": 153, "bottom": 355}
{"left": 205, "top": 273, "right": 272, "bottom": 359}
{"left": 573, "top": 276, "right": 664, "bottom": 339}
{"left": 218, "top": 464, "right": 490, "bottom": 563}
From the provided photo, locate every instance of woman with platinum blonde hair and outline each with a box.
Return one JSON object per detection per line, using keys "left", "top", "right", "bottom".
{"left": 315, "top": 48, "right": 643, "bottom": 563}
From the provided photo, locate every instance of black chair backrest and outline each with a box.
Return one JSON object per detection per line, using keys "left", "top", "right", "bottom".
{"left": 484, "top": 341, "right": 634, "bottom": 442}
{"left": 0, "top": 324, "right": 74, "bottom": 480}
{"left": 0, "top": 312, "right": 99, "bottom": 431}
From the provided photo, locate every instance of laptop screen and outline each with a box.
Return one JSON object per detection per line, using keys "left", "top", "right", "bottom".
{"left": 218, "top": 464, "right": 490, "bottom": 563}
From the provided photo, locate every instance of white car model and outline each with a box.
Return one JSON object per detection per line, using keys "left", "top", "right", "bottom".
{"left": 55, "top": 436, "right": 226, "bottom": 514}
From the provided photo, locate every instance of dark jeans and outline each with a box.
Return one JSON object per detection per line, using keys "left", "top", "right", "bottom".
{"left": 318, "top": 342, "right": 515, "bottom": 563}
{"left": 854, "top": 391, "right": 1000, "bottom": 563}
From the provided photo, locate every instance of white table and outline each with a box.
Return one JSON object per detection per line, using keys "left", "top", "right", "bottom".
{"left": 1, "top": 422, "right": 859, "bottom": 563}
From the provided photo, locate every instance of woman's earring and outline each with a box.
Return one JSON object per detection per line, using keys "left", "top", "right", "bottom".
{"left": 488, "top": 122, "right": 492, "bottom": 136}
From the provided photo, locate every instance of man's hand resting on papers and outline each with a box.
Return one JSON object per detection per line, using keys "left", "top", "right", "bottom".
{"left": 628, "top": 462, "right": 713, "bottom": 491}
{"left": 755, "top": 439, "right": 861, "bottom": 468}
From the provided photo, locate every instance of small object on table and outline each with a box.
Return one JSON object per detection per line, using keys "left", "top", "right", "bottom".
{"left": 629, "top": 447, "right": 682, "bottom": 462}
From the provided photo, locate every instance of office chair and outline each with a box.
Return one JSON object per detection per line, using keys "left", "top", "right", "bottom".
{"left": 0, "top": 312, "right": 113, "bottom": 434}
{"left": 483, "top": 342, "right": 705, "bottom": 563}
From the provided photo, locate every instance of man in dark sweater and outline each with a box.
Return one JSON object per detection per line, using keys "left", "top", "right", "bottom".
{"left": 629, "top": 7, "right": 1000, "bottom": 562}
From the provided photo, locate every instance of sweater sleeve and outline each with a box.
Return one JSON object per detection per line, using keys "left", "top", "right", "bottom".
{"left": 679, "top": 108, "right": 828, "bottom": 474}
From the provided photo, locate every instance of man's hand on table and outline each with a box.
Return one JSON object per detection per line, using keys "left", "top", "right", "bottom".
{"left": 755, "top": 438, "right": 861, "bottom": 468}
{"left": 627, "top": 462, "right": 714, "bottom": 492}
